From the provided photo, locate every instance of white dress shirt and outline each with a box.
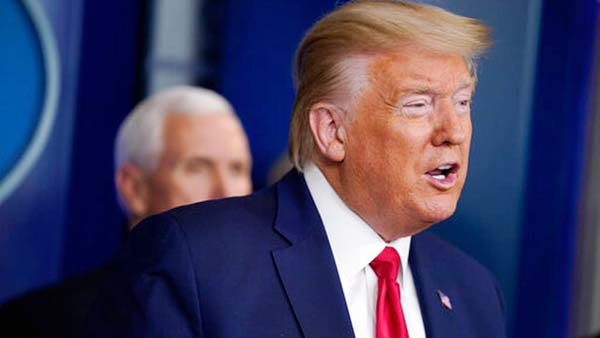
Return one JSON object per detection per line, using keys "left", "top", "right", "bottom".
{"left": 303, "top": 163, "right": 426, "bottom": 338}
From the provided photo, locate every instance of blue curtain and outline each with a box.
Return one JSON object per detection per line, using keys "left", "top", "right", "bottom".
{"left": 215, "top": 0, "right": 342, "bottom": 187}
{"left": 515, "top": 0, "right": 598, "bottom": 337}
{"left": 62, "top": 0, "right": 146, "bottom": 277}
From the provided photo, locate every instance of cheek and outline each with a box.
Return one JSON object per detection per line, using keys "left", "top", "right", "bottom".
{"left": 144, "top": 173, "right": 179, "bottom": 211}
{"left": 155, "top": 171, "right": 202, "bottom": 202}
{"left": 235, "top": 177, "right": 252, "bottom": 195}
{"left": 382, "top": 127, "right": 428, "bottom": 173}
{"left": 347, "top": 122, "right": 422, "bottom": 183}
{"left": 177, "top": 174, "right": 209, "bottom": 195}
{"left": 148, "top": 171, "right": 176, "bottom": 195}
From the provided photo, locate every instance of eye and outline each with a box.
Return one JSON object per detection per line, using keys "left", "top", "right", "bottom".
{"left": 183, "top": 158, "right": 211, "bottom": 174}
{"left": 229, "top": 162, "right": 247, "bottom": 176}
{"left": 400, "top": 96, "right": 433, "bottom": 117}
{"left": 455, "top": 98, "right": 471, "bottom": 114}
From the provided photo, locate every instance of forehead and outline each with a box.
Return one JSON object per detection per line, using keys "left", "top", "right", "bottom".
{"left": 366, "top": 48, "right": 474, "bottom": 94}
{"left": 161, "top": 113, "right": 249, "bottom": 159}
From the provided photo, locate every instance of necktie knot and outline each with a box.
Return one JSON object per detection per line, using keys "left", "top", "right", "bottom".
{"left": 370, "top": 246, "right": 400, "bottom": 280}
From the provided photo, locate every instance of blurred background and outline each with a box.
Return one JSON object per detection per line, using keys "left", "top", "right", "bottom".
{"left": 0, "top": 0, "right": 599, "bottom": 337}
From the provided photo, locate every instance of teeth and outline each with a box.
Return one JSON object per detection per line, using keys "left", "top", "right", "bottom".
{"left": 432, "top": 174, "right": 446, "bottom": 180}
{"left": 438, "top": 164, "right": 452, "bottom": 170}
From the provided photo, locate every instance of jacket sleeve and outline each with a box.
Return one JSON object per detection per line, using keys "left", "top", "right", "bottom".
{"left": 87, "top": 212, "right": 204, "bottom": 338}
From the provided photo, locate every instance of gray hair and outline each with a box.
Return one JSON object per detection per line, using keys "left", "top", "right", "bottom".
{"left": 114, "top": 86, "right": 236, "bottom": 173}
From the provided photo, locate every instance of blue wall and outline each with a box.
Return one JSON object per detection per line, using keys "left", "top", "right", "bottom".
{"left": 516, "top": 1, "right": 598, "bottom": 336}
{"left": 216, "top": 0, "right": 338, "bottom": 187}
{"left": 61, "top": 0, "right": 146, "bottom": 277}
{"left": 0, "top": 0, "right": 80, "bottom": 302}
{"left": 0, "top": 0, "right": 143, "bottom": 301}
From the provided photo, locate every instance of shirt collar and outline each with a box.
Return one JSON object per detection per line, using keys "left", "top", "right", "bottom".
{"left": 303, "top": 163, "right": 412, "bottom": 287}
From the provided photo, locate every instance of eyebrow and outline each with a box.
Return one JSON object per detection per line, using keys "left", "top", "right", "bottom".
{"left": 453, "top": 82, "right": 475, "bottom": 93}
{"left": 398, "top": 79, "right": 475, "bottom": 97}
{"left": 183, "top": 155, "right": 251, "bottom": 165}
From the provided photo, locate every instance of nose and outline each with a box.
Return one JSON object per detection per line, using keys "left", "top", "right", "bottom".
{"left": 209, "top": 168, "right": 228, "bottom": 199}
{"left": 431, "top": 100, "right": 470, "bottom": 147}
{"left": 210, "top": 167, "right": 239, "bottom": 199}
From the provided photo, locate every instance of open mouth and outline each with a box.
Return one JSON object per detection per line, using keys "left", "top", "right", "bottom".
{"left": 425, "top": 163, "right": 459, "bottom": 187}
{"left": 426, "top": 163, "right": 458, "bottom": 180}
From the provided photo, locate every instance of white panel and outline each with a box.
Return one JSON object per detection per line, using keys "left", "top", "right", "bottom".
{"left": 146, "top": 0, "right": 206, "bottom": 93}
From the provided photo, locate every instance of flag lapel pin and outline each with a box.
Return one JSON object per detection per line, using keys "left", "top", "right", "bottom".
{"left": 437, "top": 290, "right": 453, "bottom": 310}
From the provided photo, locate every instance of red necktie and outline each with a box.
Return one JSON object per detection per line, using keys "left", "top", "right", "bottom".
{"left": 370, "top": 246, "right": 409, "bottom": 338}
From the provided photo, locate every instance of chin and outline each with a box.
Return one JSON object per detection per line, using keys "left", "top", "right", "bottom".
{"left": 420, "top": 199, "right": 458, "bottom": 224}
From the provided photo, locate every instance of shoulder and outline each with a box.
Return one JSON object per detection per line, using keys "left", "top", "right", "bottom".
{"left": 168, "top": 185, "right": 277, "bottom": 235}
{"left": 168, "top": 185, "right": 279, "bottom": 248}
{"left": 411, "top": 231, "right": 505, "bottom": 310}
{"left": 411, "top": 231, "right": 507, "bottom": 336}
{"left": 412, "top": 231, "right": 496, "bottom": 281}
{"left": 124, "top": 185, "right": 280, "bottom": 266}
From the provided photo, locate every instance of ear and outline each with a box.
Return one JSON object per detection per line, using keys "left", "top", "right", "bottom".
{"left": 115, "top": 163, "right": 149, "bottom": 223}
{"left": 308, "top": 102, "right": 347, "bottom": 163}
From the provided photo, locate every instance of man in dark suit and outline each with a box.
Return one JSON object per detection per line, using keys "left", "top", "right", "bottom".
{"left": 89, "top": 1, "right": 506, "bottom": 337}
{"left": 0, "top": 86, "right": 252, "bottom": 338}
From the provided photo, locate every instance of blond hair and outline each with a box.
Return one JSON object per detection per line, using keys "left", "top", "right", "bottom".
{"left": 288, "top": 0, "right": 492, "bottom": 169}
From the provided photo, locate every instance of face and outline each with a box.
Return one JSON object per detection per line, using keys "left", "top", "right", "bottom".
{"left": 338, "top": 48, "right": 474, "bottom": 240}
{"left": 142, "top": 113, "right": 252, "bottom": 217}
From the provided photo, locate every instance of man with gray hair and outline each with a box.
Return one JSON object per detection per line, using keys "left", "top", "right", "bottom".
{"left": 0, "top": 86, "right": 252, "bottom": 338}
{"left": 90, "top": 1, "right": 506, "bottom": 337}
{"left": 114, "top": 85, "right": 252, "bottom": 228}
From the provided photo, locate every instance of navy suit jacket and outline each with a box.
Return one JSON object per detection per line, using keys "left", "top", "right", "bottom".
{"left": 89, "top": 170, "right": 506, "bottom": 338}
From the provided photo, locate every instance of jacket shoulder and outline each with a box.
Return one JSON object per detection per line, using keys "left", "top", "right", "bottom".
{"left": 411, "top": 231, "right": 507, "bottom": 337}
{"left": 135, "top": 185, "right": 278, "bottom": 248}
{"left": 412, "top": 231, "right": 496, "bottom": 280}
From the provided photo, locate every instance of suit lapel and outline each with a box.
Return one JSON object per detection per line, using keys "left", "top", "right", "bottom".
{"left": 410, "top": 232, "right": 458, "bottom": 338}
{"left": 271, "top": 171, "right": 355, "bottom": 338}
